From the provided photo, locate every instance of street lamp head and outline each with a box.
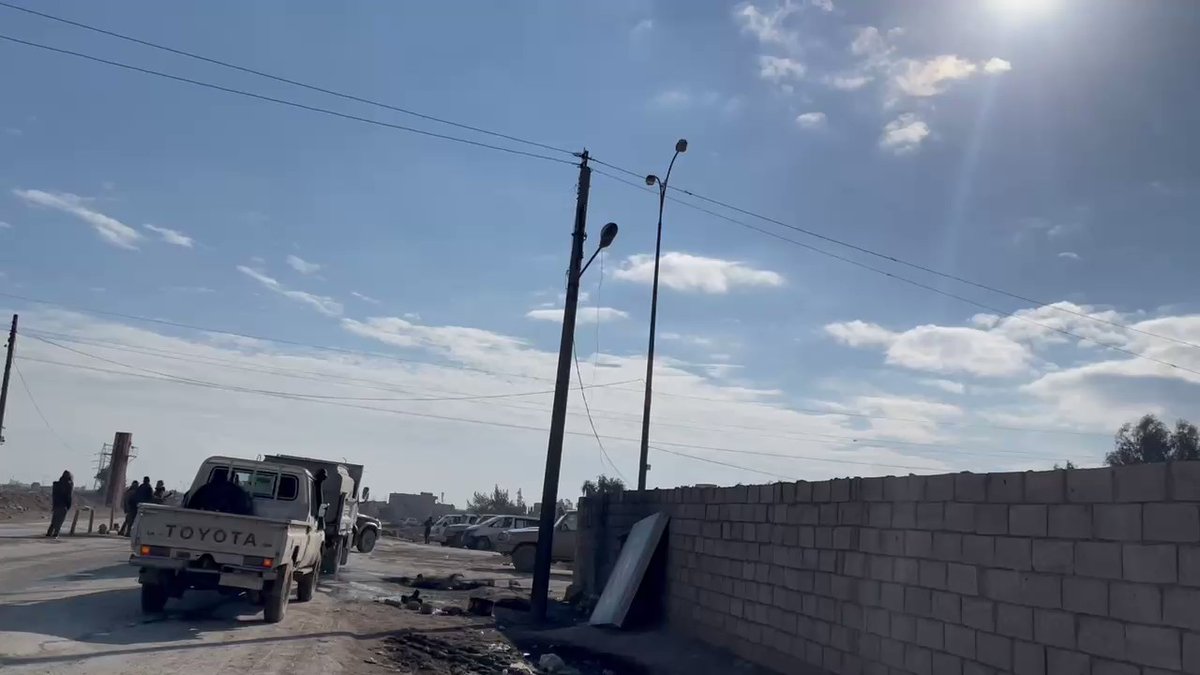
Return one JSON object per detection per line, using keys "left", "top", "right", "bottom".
{"left": 598, "top": 222, "right": 619, "bottom": 249}
{"left": 675, "top": 138, "right": 688, "bottom": 153}
{"left": 645, "top": 174, "right": 659, "bottom": 187}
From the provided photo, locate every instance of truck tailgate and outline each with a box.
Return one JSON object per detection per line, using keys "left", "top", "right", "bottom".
{"left": 135, "top": 504, "right": 300, "bottom": 558}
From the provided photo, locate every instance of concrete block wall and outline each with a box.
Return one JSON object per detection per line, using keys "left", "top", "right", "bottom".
{"left": 576, "top": 463, "right": 1200, "bottom": 674}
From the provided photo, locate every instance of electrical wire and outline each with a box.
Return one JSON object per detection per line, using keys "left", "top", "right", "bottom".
{"left": 590, "top": 158, "right": 1200, "bottom": 352}
{"left": 0, "top": 34, "right": 577, "bottom": 167}
{"left": 591, "top": 168, "right": 1200, "bottom": 379}
{"left": 0, "top": 1, "right": 576, "bottom": 158}
{"left": 649, "top": 445, "right": 796, "bottom": 481}
{"left": 12, "top": 361, "right": 75, "bottom": 452}
{"left": 573, "top": 345, "right": 626, "bottom": 481}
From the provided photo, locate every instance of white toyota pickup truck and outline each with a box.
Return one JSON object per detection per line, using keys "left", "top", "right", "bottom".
{"left": 129, "top": 456, "right": 326, "bottom": 623}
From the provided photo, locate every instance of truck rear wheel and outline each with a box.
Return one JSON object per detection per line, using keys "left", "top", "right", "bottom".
{"left": 511, "top": 544, "right": 536, "bottom": 574}
{"left": 321, "top": 539, "right": 342, "bottom": 575}
{"left": 357, "top": 528, "right": 377, "bottom": 553}
{"left": 264, "top": 567, "right": 292, "bottom": 623}
{"left": 141, "top": 582, "right": 168, "bottom": 613}
{"left": 297, "top": 566, "right": 318, "bottom": 603}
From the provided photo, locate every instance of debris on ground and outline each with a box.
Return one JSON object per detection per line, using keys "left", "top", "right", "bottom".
{"left": 386, "top": 572, "right": 495, "bottom": 591}
{"left": 538, "top": 653, "right": 567, "bottom": 672}
{"left": 376, "top": 628, "right": 644, "bottom": 675}
{"left": 468, "top": 596, "right": 495, "bottom": 616}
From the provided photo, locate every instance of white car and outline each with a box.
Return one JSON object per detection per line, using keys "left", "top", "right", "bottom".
{"left": 462, "top": 514, "right": 539, "bottom": 550}
{"left": 429, "top": 513, "right": 479, "bottom": 544}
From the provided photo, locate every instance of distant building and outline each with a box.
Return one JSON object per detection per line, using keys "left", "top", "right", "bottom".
{"left": 381, "top": 491, "right": 455, "bottom": 523}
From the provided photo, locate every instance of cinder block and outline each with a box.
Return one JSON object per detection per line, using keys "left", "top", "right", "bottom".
{"left": 905, "top": 643, "right": 933, "bottom": 675}
{"left": 975, "top": 504, "right": 1008, "bottom": 535}
{"left": 956, "top": 473, "right": 987, "bottom": 502}
{"left": 1092, "top": 660, "right": 1138, "bottom": 675}
{"left": 962, "top": 596, "right": 995, "bottom": 632}
{"left": 995, "top": 537, "right": 1032, "bottom": 571}
{"left": 906, "top": 530, "right": 933, "bottom": 558}
{"left": 1075, "top": 541, "right": 1123, "bottom": 579}
{"left": 1115, "top": 462, "right": 1166, "bottom": 502}
{"left": 1111, "top": 582, "right": 1162, "bottom": 624}
{"left": 933, "top": 532, "right": 963, "bottom": 561}
{"left": 1067, "top": 467, "right": 1114, "bottom": 503}
{"left": 1182, "top": 546, "right": 1200, "bottom": 587}
{"left": 1047, "top": 649, "right": 1090, "bottom": 675}
{"left": 1184, "top": 631, "right": 1200, "bottom": 675}
{"left": 831, "top": 478, "right": 851, "bottom": 502}
{"left": 891, "top": 613, "right": 916, "bottom": 641}
{"left": 1063, "top": 576, "right": 1108, "bottom": 616}
{"left": 932, "top": 651, "right": 963, "bottom": 675}
{"left": 1078, "top": 616, "right": 1126, "bottom": 661}
{"left": 893, "top": 502, "right": 916, "bottom": 528}
{"left": 895, "top": 558, "right": 919, "bottom": 584}
{"left": 962, "top": 662, "right": 993, "bottom": 675}
{"left": 1123, "top": 543, "right": 1177, "bottom": 583}
{"left": 1094, "top": 503, "right": 1142, "bottom": 541}
{"left": 927, "top": 473, "right": 955, "bottom": 501}
{"left": 1145, "top": 503, "right": 1200, "bottom": 542}
{"left": 794, "top": 480, "right": 812, "bottom": 503}
{"left": 988, "top": 472, "right": 1024, "bottom": 502}
{"left": 947, "top": 503, "right": 976, "bottom": 532}
{"left": 997, "top": 603, "right": 1032, "bottom": 640}
{"left": 1014, "top": 641, "right": 1046, "bottom": 675}
{"left": 963, "top": 535, "right": 995, "bottom": 566}
{"left": 1032, "top": 539, "right": 1073, "bottom": 574}
{"left": 905, "top": 586, "right": 932, "bottom": 616}
{"left": 865, "top": 606, "right": 889, "bottom": 636}
{"left": 948, "top": 562, "right": 979, "bottom": 595}
{"left": 945, "top": 624, "right": 977, "bottom": 659}
{"left": 1164, "top": 587, "right": 1200, "bottom": 630}
{"left": 977, "top": 632, "right": 1012, "bottom": 670}
{"left": 917, "top": 502, "right": 944, "bottom": 530}
{"left": 1125, "top": 624, "right": 1181, "bottom": 670}
{"left": 813, "top": 480, "right": 831, "bottom": 503}
{"left": 919, "top": 560, "right": 947, "bottom": 590}
{"left": 1049, "top": 504, "right": 1092, "bottom": 539}
{"left": 1024, "top": 469, "right": 1065, "bottom": 503}
{"left": 916, "top": 617, "right": 943, "bottom": 649}
{"left": 933, "top": 590, "right": 961, "bottom": 623}
{"left": 1171, "top": 461, "right": 1200, "bottom": 501}
{"left": 881, "top": 582, "right": 904, "bottom": 611}
{"left": 860, "top": 477, "right": 884, "bottom": 502}
{"left": 1032, "top": 608, "right": 1074, "bottom": 648}
{"left": 868, "top": 503, "right": 892, "bottom": 528}
{"left": 1009, "top": 505, "right": 1047, "bottom": 537}
{"left": 880, "top": 637, "right": 905, "bottom": 668}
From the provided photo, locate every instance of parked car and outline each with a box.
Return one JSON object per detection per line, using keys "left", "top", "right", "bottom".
{"left": 462, "top": 514, "right": 539, "bottom": 550}
{"left": 430, "top": 513, "right": 480, "bottom": 545}
{"left": 496, "top": 511, "right": 577, "bottom": 573}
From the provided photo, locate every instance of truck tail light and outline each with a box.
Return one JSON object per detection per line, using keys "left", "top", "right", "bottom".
{"left": 139, "top": 545, "right": 170, "bottom": 557}
{"left": 243, "top": 556, "right": 274, "bottom": 569}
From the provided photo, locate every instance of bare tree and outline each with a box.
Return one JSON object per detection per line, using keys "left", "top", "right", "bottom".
{"left": 1105, "top": 414, "right": 1200, "bottom": 465}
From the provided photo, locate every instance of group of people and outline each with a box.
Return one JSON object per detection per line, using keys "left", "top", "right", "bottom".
{"left": 118, "top": 476, "right": 172, "bottom": 536}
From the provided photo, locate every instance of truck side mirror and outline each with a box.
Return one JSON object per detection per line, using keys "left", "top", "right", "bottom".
{"left": 317, "top": 503, "right": 329, "bottom": 519}
{"left": 362, "top": 487, "right": 370, "bottom": 502}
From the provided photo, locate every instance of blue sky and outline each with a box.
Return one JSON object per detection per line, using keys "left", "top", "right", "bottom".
{"left": 1, "top": 0, "right": 1198, "bottom": 504}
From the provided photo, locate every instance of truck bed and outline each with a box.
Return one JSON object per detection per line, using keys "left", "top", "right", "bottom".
{"left": 135, "top": 503, "right": 310, "bottom": 560}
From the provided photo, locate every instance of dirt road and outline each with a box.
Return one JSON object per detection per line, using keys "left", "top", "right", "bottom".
{"left": 0, "top": 524, "right": 569, "bottom": 674}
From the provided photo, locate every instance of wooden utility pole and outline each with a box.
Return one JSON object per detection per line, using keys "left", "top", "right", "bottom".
{"left": 531, "top": 151, "right": 591, "bottom": 620}
{"left": 0, "top": 314, "right": 16, "bottom": 445}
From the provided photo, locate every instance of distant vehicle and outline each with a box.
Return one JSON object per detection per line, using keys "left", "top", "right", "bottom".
{"left": 261, "top": 454, "right": 369, "bottom": 575}
{"left": 462, "top": 514, "right": 539, "bottom": 550}
{"left": 354, "top": 513, "right": 381, "bottom": 553}
{"left": 496, "top": 511, "right": 578, "bottom": 573}
{"left": 401, "top": 517, "right": 419, "bottom": 527}
{"left": 430, "top": 513, "right": 478, "bottom": 545}
{"left": 437, "top": 514, "right": 484, "bottom": 547}
{"left": 129, "top": 456, "right": 325, "bottom": 623}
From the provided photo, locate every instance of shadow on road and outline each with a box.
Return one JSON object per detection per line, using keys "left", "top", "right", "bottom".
{"left": 0, "top": 625, "right": 470, "bottom": 668}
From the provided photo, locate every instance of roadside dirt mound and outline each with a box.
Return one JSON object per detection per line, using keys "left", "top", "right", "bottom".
{"left": 0, "top": 486, "right": 107, "bottom": 521}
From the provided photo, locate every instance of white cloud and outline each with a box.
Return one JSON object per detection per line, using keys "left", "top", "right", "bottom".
{"left": 13, "top": 188, "right": 142, "bottom": 249}
{"left": 825, "top": 74, "right": 872, "bottom": 90}
{"left": 921, "top": 379, "right": 966, "bottom": 395}
{"left": 351, "top": 291, "right": 381, "bottom": 305}
{"left": 286, "top": 254, "right": 322, "bottom": 275}
{"left": 662, "top": 332, "right": 718, "bottom": 348}
{"left": 614, "top": 252, "right": 784, "bottom": 294}
{"left": 759, "top": 55, "right": 806, "bottom": 83}
{"left": 650, "top": 89, "right": 740, "bottom": 116}
{"left": 237, "top": 265, "right": 343, "bottom": 317}
{"left": 142, "top": 223, "right": 194, "bottom": 248}
{"left": 631, "top": 18, "right": 654, "bottom": 36}
{"left": 0, "top": 221, "right": 11, "bottom": 229}
{"left": 525, "top": 307, "right": 630, "bottom": 324}
{"left": 983, "top": 57, "right": 1013, "bottom": 74}
{"left": 892, "top": 55, "right": 978, "bottom": 97}
{"left": 810, "top": 0, "right": 833, "bottom": 11}
{"left": 825, "top": 320, "right": 1032, "bottom": 377}
{"left": 795, "top": 111, "right": 827, "bottom": 129}
{"left": 733, "top": 2, "right": 799, "bottom": 49}
{"left": 1057, "top": 251, "right": 1080, "bottom": 261}
{"left": 851, "top": 26, "right": 892, "bottom": 60}
{"left": 879, "top": 113, "right": 930, "bottom": 154}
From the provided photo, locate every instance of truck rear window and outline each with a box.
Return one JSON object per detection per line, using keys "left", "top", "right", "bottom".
{"left": 207, "top": 467, "right": 299, "bottom": 501}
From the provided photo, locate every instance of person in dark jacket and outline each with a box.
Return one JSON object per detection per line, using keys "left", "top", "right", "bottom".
{"left": 126, "top": 476, "right": 154, "bottom": 534}
{"left": 118, "top": 480, "right": 139, "bottom": 536}
{"left": 46, "top": 470, "right": 74, "bottom": 538}
{"left": 423, "top": 516, "right": 434, "bottom": 544}
{"left": 187, "top": 470, "right": 253, "bottom": 515}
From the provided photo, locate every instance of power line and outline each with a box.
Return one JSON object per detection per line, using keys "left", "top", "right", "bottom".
{"left": 0, "top": 33, "right": 576, "bottom": 167}
{"left": 590, "top": 159, "right": 1200, "bottom": 353}
{"left": 591, "top": 168, "right": 1200, "bottom": 379}
{"left": 651, "top": 445, "right": 796, "bottom": 481}
{"left": 573, "top": 346, "right": 625, "bottom": 481}
{"left": 0, "top": 1, "right": 576, "bottom": 158}
{"left": 13, "top": 361, "right": 74, "bottom": 452}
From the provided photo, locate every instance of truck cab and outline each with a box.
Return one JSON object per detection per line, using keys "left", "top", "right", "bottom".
{"left": 130, "top": 456, "right": 325, "bottom": 623}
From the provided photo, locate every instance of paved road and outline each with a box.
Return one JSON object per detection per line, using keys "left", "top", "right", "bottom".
{"left": 0, "top": 524, "right": 567, "bottom": 674}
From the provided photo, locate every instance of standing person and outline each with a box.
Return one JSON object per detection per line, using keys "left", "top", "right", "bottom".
{"left": 423, "top": 516, "right": 434, "bottom": 545}
{"left": 46, "top": 470, "right": 74, "bottom": 538}
{"left": 128, "top": 476, "right": 154, "bottom": 534}
{"left": 119, "top": 480, "right": 139, "bottom": 536}
{"left": 153, "top": 480, "right": 167, "bottom": 503}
